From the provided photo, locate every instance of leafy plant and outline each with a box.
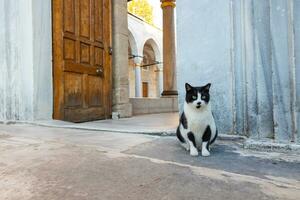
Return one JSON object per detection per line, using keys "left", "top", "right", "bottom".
{"left": 128, "top": 0, "right": 154, "bottom": 25}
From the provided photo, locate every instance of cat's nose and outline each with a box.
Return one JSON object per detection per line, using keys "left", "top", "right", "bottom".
{"left": 197, "top": 102, "right": 201, "bottom": 106}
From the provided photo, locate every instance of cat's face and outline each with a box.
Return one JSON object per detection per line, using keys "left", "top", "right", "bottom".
{"left": 185, "top": 83, "right": 211, "bottom": 109}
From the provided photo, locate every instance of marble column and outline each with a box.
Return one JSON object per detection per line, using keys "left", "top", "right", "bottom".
{"left": 161, "top": 0, "right": 178, "bottom": 96}
{"left": 156, "top": 66, "right": 164, "bottom": 97}
{"left": 134, "top": 57, "right": 143, "bottom": 97}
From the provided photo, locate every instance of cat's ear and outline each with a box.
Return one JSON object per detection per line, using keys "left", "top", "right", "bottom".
{"left": 203, "top": 83, "right": 211, "bottom": 91}
{"left": 185, "top": 83, "right": 193, "bottom": 92}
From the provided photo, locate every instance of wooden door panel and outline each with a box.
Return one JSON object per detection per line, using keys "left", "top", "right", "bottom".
{"left": 65, "top": 107, "right": 105, "bottom": 122}
{"left": 64, "top": 72, "right": 83, "bottom": 107}
{"left": 63, "top": 0, "right": 75, "bottom": 33}
{"left": 95, "top": 0, "right": 103, "bottom": 42}
{"left": 79, "top": 0, "right": 91, "bottom": 38}
{"left": 53, "top": 0, "right": 111, "bottom": 122}
{"left": 94, "top": 47, "right": 103, "bottom": 67}
{"left": 64, "top": 62, "right": 101, "bottom": 75}
{"left": 63, "top": 38, "right": 76, "bottom": 60}
{"left": 88, "top": 76, "right": 103, "bottom": 106}
{"left": 80, "top": 42, "right": 90, "bottom": 64}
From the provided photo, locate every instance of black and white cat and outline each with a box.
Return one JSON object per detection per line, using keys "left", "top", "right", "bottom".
{"left": 176, "top": 83, "right": 218, "bottom": 157}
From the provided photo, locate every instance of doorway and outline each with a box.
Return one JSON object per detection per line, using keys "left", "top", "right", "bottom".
{"left": 52, "top": 0, "right": 112, "bottom": 122}
{"left": 142, "top": 82, "right": 149, "bottom": 97}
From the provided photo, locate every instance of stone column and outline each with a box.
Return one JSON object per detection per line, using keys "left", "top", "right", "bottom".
{"left": 157, "top": 66, "right": 163, "bottom": 97}
{"left": 134, "top": 57, "right": 143, "bottom": 97}
{"left": 161, "top": 0, "right": 178, "bottom": 96}
{"left": 111, "top": 0, "right": 132, "bottom": 118}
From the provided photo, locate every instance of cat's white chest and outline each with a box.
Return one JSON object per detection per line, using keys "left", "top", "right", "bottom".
{"left": 183, "top": 102, "right": 215, "bottom": 148}
{"left": 186, "top": 110, "right": 211, "bottom": 135}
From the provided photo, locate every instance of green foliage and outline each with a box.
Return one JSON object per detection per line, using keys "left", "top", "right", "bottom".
{"left": 128, "top": 0, "right": 154, "bottom": 25}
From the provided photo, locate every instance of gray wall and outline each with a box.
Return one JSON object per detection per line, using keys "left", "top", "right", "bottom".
{"left": 0, "top": 0, "right": 52, "bottom": 122}
{"left": 295, "top": 0, "right": 300, "bottom": 144}
{"left": 177, "top": 0, "right": 299, "bottom": 143}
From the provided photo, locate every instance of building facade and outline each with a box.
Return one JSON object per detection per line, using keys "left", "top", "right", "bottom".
{"left": 3, "top": 0, "right": 296, "bottom": 144}
{"left": 0, "top": 0, "right": 131, "bottom": 122}
{"left": 0, "top": 0, "right": 178, "bottom": 122}
{"left": 128, "top": 13, "right": 163, "bottom": 99}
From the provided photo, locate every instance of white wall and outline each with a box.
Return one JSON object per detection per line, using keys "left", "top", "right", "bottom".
{"left": 0, "top": 0, "right": 52, "bottom": 121}
{"left": 32, "top": 0, "right": 53, "bottom": 120}
{"left": 177, "top": 0, "right": 234, "bottom": 134}
{"left": 177, "top": 0, "right": 300, "bottom": 143}
{"left": 295, "top": 0, "right": 300, "bottom": 144}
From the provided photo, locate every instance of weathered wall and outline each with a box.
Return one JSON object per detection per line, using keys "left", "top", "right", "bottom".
{"left": 130, "top": 97, "right": 178, "bottom": 115}
{"left": 295, "top": 0, "right": 300, "bottom": 143}
{"left": 177, "top": 0, "right": 299, "bottom": 143}
{"left": 0, "top": 0, "right": 34, "bottom": 121}
{"left": 0, "top": 0, "right": 52, "bottom": 122}
{"left": 177, "top": 0, "right": 234, "bottom": 135}
{"left": 32, "top": 0, "right": 52, "bottom": 120}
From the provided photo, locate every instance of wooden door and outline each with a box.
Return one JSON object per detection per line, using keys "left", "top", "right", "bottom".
{"left": 142, "top": 82, "right": 148, "bottom": 97}
{"left": 53, "top": 0, "right": 111, "bottom": 122}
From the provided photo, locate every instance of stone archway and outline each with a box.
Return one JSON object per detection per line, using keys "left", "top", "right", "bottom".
{"left": 127, "top": 1, "right": 178, "bottom": 115}
{"left": 128, "top": 28, "right": 146, "bottom": 98}
{"left": 142, "top": 39, "right": 163, "bottom": 97}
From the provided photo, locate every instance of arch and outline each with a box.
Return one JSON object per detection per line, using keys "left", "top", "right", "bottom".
{"left": 142, "top": 38, "right": 163, "bottom": 97}
{"left": 142, "top": 38, "right": 161, "bottom": 63}
{"left": 128, "top": 29, "right": 138, "bottom": 56}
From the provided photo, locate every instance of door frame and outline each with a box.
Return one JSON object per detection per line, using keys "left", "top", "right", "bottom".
{"left": 52, "top": 0, "right": 112, "bottom": 121}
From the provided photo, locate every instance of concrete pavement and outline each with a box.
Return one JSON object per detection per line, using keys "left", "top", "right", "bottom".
{"left": 0, "top": 124, "right": 300, "bottom": 200}
{"left": 30, "top": 112, "right": 179, "bottom": 135}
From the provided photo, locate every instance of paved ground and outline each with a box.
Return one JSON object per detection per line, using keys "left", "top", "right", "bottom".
{"left": 0, "top": 124, "right": 300, "bottom": 200}
{"left": 31, "top": 113, "right": 178, "bottom": 135}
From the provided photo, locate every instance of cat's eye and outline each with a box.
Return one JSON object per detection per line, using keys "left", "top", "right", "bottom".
{"left": 201, "top": 96, "right": 206, "bottom": 100}
{"left": 192, "top": 96, "right": 197, "bottom": 100}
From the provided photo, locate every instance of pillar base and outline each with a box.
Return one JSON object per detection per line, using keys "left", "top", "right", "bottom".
{"left": 112, "top": 103, "right": 132, "bottom": 118}
{"left": 161, "top": 90, "right": 178, "bottom": 96}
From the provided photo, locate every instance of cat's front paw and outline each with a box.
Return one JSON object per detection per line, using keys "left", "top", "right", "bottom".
{"left": 190, "top": 148, "right": 199, "bottom": 156}
{"left": 201, "top": 149, "right": 210, "bottom": 157}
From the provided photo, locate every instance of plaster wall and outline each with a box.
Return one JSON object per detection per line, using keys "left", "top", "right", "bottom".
{"left": 32, "top": 0, "right": 53, "bottom": 120}
{"left": 177, "top": 0, "right": 234, "bottom": 134}
{"left": 294, "top": 1, "right": 300, "bottom": 143}
{"left": 0, "top": 0, "right": 52, "bottom": 122}
{"left": 177, "top": 0, "right": 300, "bottom": 143}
